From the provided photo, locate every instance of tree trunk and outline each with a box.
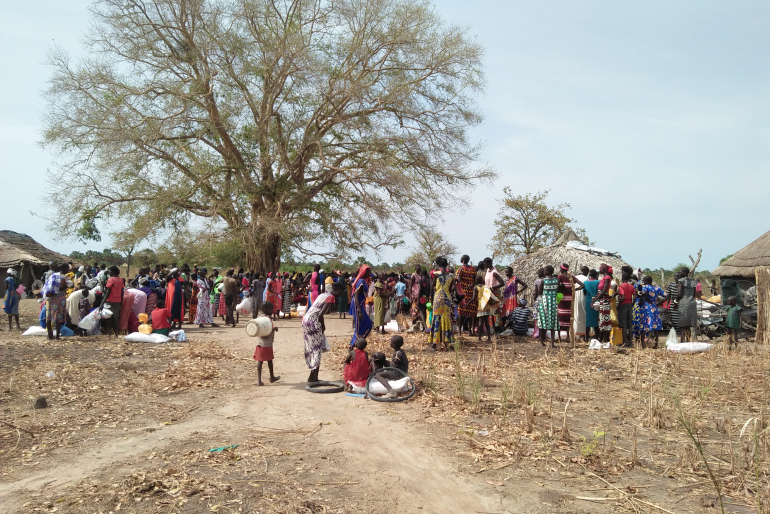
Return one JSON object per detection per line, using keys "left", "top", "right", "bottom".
{"left": 245, "top": 229, "right": 282, "bottom": 275}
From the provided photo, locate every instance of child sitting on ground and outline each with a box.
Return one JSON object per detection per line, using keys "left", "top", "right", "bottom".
{"left": 253, "top": 301, "right": 280, "bottom": 385}
{"left": 511, "top": 298, "right": 530, "bottom": 336}
{"left": 151, "top": 300, "right": 172, "bottom": 336}
{"left": 389, "top": 335, "right": 408, "bottom": 374}
{"left": 343, "top": 338, "right": 370, "bottom": 391}
{"left": 725, "top": 296, "right": 741, "bottom": 350}
{"left": 370, "top": 339, "right": 410, "bottom": 399}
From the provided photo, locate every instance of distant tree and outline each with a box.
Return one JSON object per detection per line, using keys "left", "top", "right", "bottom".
{"left": 42, "top": 0, "right": 492, "bottom": 273}
{"left": 133, "top": 248, "right": 158, "bottom": 268}
{"left": 405, "top": 228, "right": 458, "bottom": 269}
{"left": 488, "top": 189, "right": 591, "bottom": 262}
{"left": 71, "top": 248, "right": 125, "bottom": 267}
{"left": 720, "top": 254, "right": 734, "bottom": 265}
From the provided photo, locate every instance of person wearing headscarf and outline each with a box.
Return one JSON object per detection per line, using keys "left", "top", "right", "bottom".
{"left": 194, "top": 268, "right": 218, "bottom": 327}
{"left": 303, "top": 281, "right": 347, "bottom": 382}
{"left": 348, "top": 265, "right": 373, "bottom": 346}
{"left": 42, "top": 263, "right": 71, "bottom": 339}
{"left": 138, "top": 277, "right": 157, "bottom": 315}
{"left": 4, "top": 268, "right": 21, "bottom": 330}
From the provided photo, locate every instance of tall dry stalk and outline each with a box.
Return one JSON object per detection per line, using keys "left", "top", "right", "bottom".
{"left": 673, "top": 393, "right": 726, "bottom": 514}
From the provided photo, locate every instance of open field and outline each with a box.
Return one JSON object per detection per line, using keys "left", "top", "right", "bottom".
{"left": 1, "top": 299, "right": 768, "bottom": 513}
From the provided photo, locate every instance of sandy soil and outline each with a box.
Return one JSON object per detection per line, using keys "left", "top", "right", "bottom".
{"left": 1, "top": 299, "right": 767, "bottom": 513}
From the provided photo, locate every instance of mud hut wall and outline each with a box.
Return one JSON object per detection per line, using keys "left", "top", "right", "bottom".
{"left": 0, "top": 263, "right": 46, "bottom": 297}
{"left": 756, "top": 267, "right": 770, "bottom": 344}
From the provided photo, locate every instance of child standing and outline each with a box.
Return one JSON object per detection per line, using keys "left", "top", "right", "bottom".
{"left": 725, "top": 296, "right": 741, "bottom": 350}
{"left": 253, "top": 301, "right": 280, "bottom": 386}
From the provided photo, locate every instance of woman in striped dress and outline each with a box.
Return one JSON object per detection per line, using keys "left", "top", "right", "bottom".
{"left": 667, "top": 272, "right": 680, "bottom": 332}
{"left": 556, "top": 264, "right": 582, "bottom": 343}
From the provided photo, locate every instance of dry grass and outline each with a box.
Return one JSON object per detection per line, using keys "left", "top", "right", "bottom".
{"left": 23, "top": 432, "right": 362, "bottom": 513}
{"left": 329, "top": 330, "right": 770, "bottom": 512}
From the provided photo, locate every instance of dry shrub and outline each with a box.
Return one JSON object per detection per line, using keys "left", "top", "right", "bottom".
{"left": 677, "top": 443, "right": 700, "bottom": 471}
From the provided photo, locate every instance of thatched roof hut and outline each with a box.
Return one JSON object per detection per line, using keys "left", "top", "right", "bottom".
{"left": 0, "top": 231, "right": 73, "bottom": 295}
{"left": 509, "top": 233, "right": 632, "bottom": 303}
{"left": 713, "top": 230, "right": 770, "bottom": 280}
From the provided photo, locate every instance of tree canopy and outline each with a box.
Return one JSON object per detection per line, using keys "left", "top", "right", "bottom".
{"left": 488, "top": 189, "right": 591, "bottom": 261}
{"left": 43, "top": 0, "right": 493, "bottom": 273}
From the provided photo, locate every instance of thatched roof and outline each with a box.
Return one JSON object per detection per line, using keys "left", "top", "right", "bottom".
{"left": 713, "top": 230, "right": 770, "bottom": 278}
{"left": 509, "top": 234, "right": 631, "bottom": 299}
{"left": 0, "top": 231, "right": 72, "bottom": 268}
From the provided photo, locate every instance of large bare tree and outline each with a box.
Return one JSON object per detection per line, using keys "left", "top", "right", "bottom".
{"left": 42, "top": 0, "right": 493, "bottom": 272}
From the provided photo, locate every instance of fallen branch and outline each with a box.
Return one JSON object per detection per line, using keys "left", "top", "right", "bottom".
{"left": 0, "top": 420, "right": 35, "bottom": 438}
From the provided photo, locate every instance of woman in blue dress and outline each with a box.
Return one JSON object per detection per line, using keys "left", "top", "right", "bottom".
{"left": 349, "top": 265, "right": 373, "bottom": 346}
{"left": 583, "top": 270, "right": 600, "bottom": 340}
{"left": 4, "top": 268, "right": 21, "bottom": 330}
{"left": 632, "top": 276, "right": 666, "bottom": 348}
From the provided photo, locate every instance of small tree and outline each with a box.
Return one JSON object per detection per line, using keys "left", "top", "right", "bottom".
{"left": 488, "top": 189, "right": 590, "bottom": 261}
{"left": 405, "top": 227, "right": 458, "bottom": 269}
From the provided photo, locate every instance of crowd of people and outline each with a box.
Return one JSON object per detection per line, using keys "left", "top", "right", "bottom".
{"left": 2, "top": 255, "right": 729, "bottom": 385}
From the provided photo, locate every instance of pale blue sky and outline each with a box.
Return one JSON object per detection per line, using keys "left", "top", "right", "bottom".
{"left": 1, "top": 1, "right": 768, "bottom": 270}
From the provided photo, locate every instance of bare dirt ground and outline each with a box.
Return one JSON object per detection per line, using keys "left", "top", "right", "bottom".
{"left": 1, "top": 299, "right": 768, "bottom": 513}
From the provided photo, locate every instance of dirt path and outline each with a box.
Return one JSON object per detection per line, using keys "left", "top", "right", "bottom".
{"left": 1, "top": 317, "right": 522, "bottom": 513}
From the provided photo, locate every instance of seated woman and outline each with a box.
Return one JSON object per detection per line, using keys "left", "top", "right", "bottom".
{"left": 342, "top": 339, "right": 370, "bottom": 391}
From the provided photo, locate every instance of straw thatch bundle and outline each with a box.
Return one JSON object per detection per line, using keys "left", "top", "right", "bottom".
{"left": 0, "top": 231, "right": 71, "bottom": 268}
{"left": 509, "top": 244, "right": 631, "bottom": 303}
{"left": 713, "top": 230, "right": 770, "bottom": 279}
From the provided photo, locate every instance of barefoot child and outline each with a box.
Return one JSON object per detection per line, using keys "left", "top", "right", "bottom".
{"left": 342, "top": 338, "right": 370, "bottom": 391}
{"left": 725, "top": 296, "right": 741, "bottom": 350}
{"left": 253, "top": 301, "right": 280, "bottom": 385}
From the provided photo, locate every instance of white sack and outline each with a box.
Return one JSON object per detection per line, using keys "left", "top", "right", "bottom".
{"left": 124, "top": 332, "right": 171, "bottom": 343}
